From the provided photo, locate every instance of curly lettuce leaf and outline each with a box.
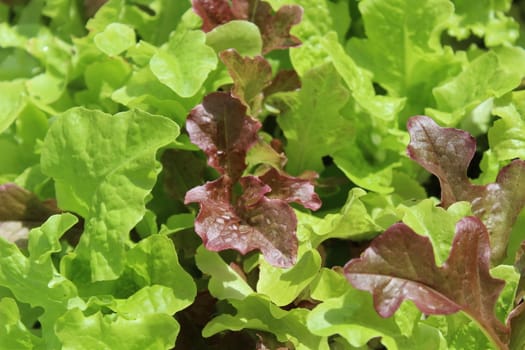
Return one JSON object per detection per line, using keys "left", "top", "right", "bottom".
{"left": 346, "top": 0, "right": 460, "bottom": 121}
{"left": 407, "top": 115, "right": 525, "bottom": 264}
{"left": 0, "top": 214, "right": 79, "bottom": 349}
{"left": 345, "top": 217, "right": 509, "bottom": 349}
{"left": 307, "top": 287, "right": 446, "bottom": 350}
{"left": 150, "top": 28, "right": 217, "bottom": 98}
{"left": 185, "top": 176, "right": 298, "bottom": 267}
{"left": 449, "top": 0, "right": 518, "bottom": 46}
{"left": 400, "top": 199, "right": 472, "bottom": 265}
{"left": 276, "top": 62, "right": 350, "bottom": 175}
{"left": 94, "top": 22, "right": 136, "bottom": 56}
{"left": 0, "top": 297, "right": 40, "bottom": 349}
{"left": 55, "top": 306, "right": 179, "bottom": 350}
{"left": 41, "top": 107, "right": 179, "bottom": 280}
{"left": 203, "top": 294, "right": 328, "bottom": 350}
{"left": 430, "top": 51, "right": 523, "bottom": 125}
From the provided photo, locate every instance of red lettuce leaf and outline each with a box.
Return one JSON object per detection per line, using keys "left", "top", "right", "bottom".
{"left": 191, "top": 0, "right": 235, "bottom": 32}
{"left": 258, "top": 168, "right": 321, "bottom": 210}
{"left": 344, "top": 217, "right": 509, "bottom": 349}
{"left": 219, "top": 49, "right": 272, "bottom": 116}
{"left": 185, "top": 176, "right": 297, "bottom": 267}
{"left": 407, "top": 115, "right": 525, "bottom": 264}
{"left": 186, "top": 92, "right": 261, "bottom": 182}
{"left": 192, "top": 0, "right": 302, "bottom": 53}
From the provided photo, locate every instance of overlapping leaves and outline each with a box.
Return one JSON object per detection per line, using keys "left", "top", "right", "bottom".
{"left": 345, "top": 217, "right": 509, "bottom": 349}
{"left": 192, "top": 0, "right": 302, "bottom": 54}
{"left": 407, "top": 115, "right": 525, "bottom": 264}
{"left": 185, "top": 92, "right": 320, "bottom": 267}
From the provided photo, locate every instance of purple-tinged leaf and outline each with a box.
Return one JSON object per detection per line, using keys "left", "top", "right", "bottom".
{"left": 233, "top": 0, "right": 302, "bottom": 54}
{"left": 191, "top": 0, "right": 235, "bottom": 32}
{"left": 219, "top": 49, "right": 272, "bottom": 116}
{"left": 186, "top": 92, "right": 262, "bottom": 182}
{"left": 185, "top": 176, "right": 298, "bottom": 267}
{"left": 345, "top": 217, "right": 509, "bottom": 349}
{"left": 407, "top": 115, "right": 525, "bottom": 264}
{"left": 258, "top": 168, "right": 321, "bottom": 210}
{"left": 192, "top": 0, "right": 302, "bottom": 54}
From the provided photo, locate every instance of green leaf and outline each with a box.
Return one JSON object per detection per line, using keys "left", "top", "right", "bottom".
{"left": 307, "top": 288, "right": 445, "bottom": 349}
{"left": 286, "top": 0, "right": 348, "bottom": 75}
{"left": 0, "top": 214, "right": 80, "bottom": 348}
{"left": 400, "top": 199, "right": 472, "bottom": 265}
{"left": 203, "top": 294, "right": 329, "bottom": 350}
{"left": 206, "top": 20, "right": 263, "bottom": 56}
{"left": 94, "top": 23, "right": 136, "bottom": 56}
{"left": 346, "top": 0, "right": 461, "bottom": 122}
{"left": 449, "top": 0, "right": 518, "bottom": 46}
{"left": 490, "top": 265, "right": 520, "bottom": 323}
{"left": 55, "top": 307, "right": 180, "bottom": 350}
{"left": 195, "top": 245, "right": 254, "bottom": 300}
{"left": 111, "top": 66, "right": 192, "bottom": 125}
{"left": 489, "top": 92, "right": 525, "bottom": 163}
{"left": 310, "top": 188, "right": 386, "bottom": 245}
{"left": 42, "top": 0, "right": 86, "bottom": 39}
{"left": 257, "top": 247, "right": 321, "bottom": 306}
{"left": 126, "top": 235, "right": 196, "bottom": 311}
{"left": 150, "top": 29, "right": 217, "bottom": 98}
{"left": 309, "top": 267, "right": 351, "bottom": 300}
{"left": 423, "top": 312, "right": 494, "bottom": 350}
{"left": 41, "top": 108, "right": 179, "bottom": 280}
{"left": 0, "top": 80, "right": 26, "bottom": 134}
{"left": 0, "top": 297, "right": 40, "bottom": 349}
{"left": 430, "top": 51, "right": 522, "bottom": 125}
{"left": 276, "top": 62, "right": 350, "bottom": 174}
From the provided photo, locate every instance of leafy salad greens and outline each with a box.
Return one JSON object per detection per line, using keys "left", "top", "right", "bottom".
{"left": 1, "top": 0, "right": 525, "bottom": 349}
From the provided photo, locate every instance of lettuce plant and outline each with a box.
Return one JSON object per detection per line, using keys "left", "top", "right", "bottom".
{"left": 1, "top": 0, "right": 525, "bottom": 349}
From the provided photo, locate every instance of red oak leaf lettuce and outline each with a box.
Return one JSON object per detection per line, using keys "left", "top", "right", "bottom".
{"left": 407, "top": 115, "right": 525, "bottom": 264}
{"left": 258, "top": 168, "right": 321, "bottom": 210}
{"left": 185, "top": 92, "right": 321, "bottom": 267}
{"left": 186, "top": 92, "right": 261, "bottom": 183}
{"left": 192, "top": 0, "right": 302, "bottom": 53}
{"left": 345, "top": 217, "right": 509, "bottom": 349}
{"left": 185, "top": 176, "right": 298, "bottom": 267}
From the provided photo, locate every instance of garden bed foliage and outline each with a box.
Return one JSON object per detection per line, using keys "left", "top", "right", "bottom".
{"left": 1, "top": 0, "right": 525, "bottom": 349}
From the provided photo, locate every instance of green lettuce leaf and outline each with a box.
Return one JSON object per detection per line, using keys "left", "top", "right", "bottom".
{"left": 41, "top": 107, "right": 179, "bottom": 280}
{"left": 0, "top": 297, "right": 40, "bottom": 349}
{"left": 150, "top": 29, "right": 217, "bottom": 98}
{"left": 55, "top": 306, "right": 179, "bottom": 350}
{"left": 0, "top": 213, "right": 80, "bottom": 348}
{"left": 203, "top": 294, "right": 328, "bottom": 350}
{"left": 276, "top": 62, "right": 350, "bottom": 174}
{"left": 346, "top": 0, "right": 461, "bottom": 122}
